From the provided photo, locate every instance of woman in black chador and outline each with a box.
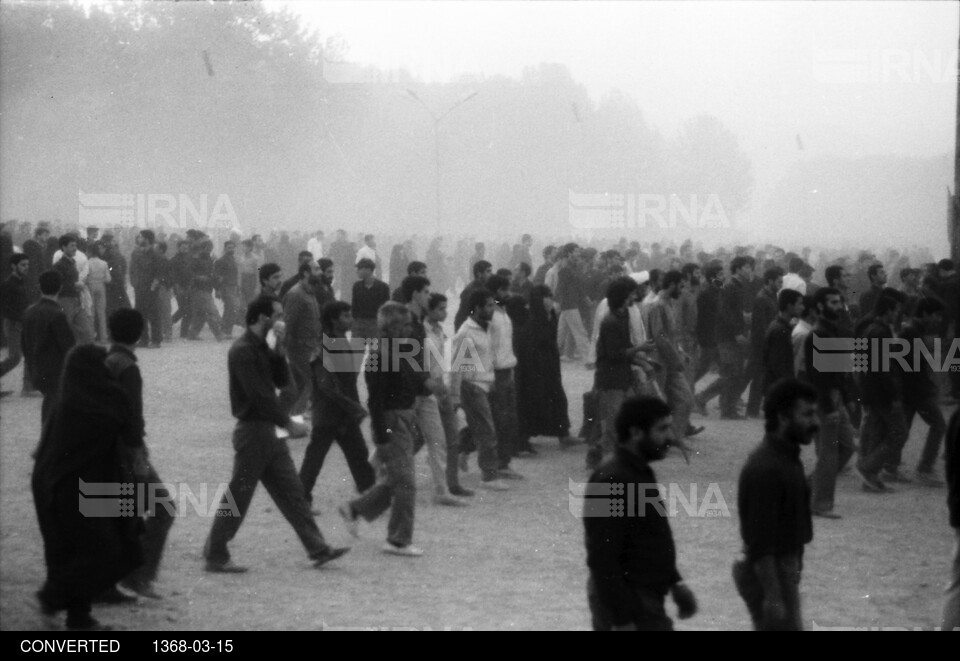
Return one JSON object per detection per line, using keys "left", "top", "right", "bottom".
{"left": 514, "top": 284, "right": 579, "bottom": 452}
{"left": 33, "top": 344, "right": 143, "bottom": 630}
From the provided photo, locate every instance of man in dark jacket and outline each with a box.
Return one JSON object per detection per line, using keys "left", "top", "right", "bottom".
{"left": 716, "top": 256, "right": 755, "bottom": 419}
{"left": 803, "top": 287, "right": 857, "bottom": 517}
{"left": 857, "top": 295, "right": 908, "bottom": 491}
{"left": 131, "top": 230, "right": 163, "bottom": 348}
{"left": 584, "top": 396, "right": 697, "bottom": 630}
{"left": 22, "top": 270, "right": 75, "bottom": 422}
{"left": 746, "top": 267, "right": 784, "bottom": 416}
{"left": 942, "top": 409, "right": 959, "bottom": 630}
{"left": 761, "top": 288, "right": 803, "bottom": 396}
{"left": 733, "top": 378, "right": 818, "bottom": 630}
{"left": 214, "top": 241, "right": 241, "bottom": 338}
{"left": 0, "top": 254, "right": 30, "bottom": 389}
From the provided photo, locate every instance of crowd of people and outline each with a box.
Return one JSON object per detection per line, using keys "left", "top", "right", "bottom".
{"left": 0, "top": 218, "right": 957, "bottom": 631}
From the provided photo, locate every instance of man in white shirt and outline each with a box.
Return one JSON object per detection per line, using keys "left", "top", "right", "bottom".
{"left": 355, "top": 234, "right": 378, "bottom": 270}
{"left": 486, "top": 275, "right": 524, "bottom": 480}
{"left": 781, "top": 257, "right": 807, "bottom": 295}
{"left": 791, "top": 294, "right": 817, "bottom": 379}
{"left": 450, "top": 289, "right": 508, "bottom": 491}
{"left": 306, "top": 230, "right": 324, "bottom": 260}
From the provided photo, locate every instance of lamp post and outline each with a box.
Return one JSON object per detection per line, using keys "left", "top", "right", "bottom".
{"left": 405, "top": 89, "right": 478, "bottom": 234}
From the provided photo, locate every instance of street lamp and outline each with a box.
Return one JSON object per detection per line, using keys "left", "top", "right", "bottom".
{"left": 405, "top": 89, "right": 479, "bottom": 234}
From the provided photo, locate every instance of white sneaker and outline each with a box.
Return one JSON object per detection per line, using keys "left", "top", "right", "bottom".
{"left": 382, "top": 543, "right": 423, "bottom": 557}
{"left": 338, "top": 503, "right": 359, "bottom": 538}
{"left": 479, "top": 479, "right": 509, "bottom": 491}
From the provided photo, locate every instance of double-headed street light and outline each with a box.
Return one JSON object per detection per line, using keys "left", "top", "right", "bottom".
{"left": 405, "top": 89, "right": 479, "bottom": 234}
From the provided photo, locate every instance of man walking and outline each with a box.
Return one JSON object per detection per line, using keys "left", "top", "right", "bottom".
{"left": 584, "top": 396, "right": 698, "bottom": 630}
{"left": 214, "top": 240, "right": 242, "bottom": 339}
{"left": 203, "top": 296, "right": 349, "bottom": 572}
{"left": 351, "top": 258, "right": 390, "bottom": 345}
{"left": 22, "top": 271, "right": 75, "bottom": 422}
{"left": 52, "top": 234, "right": 93, "bottom": 345}
{"left": 131, "top": 230, "right": 163, "bottom": 348}
{"left": 733, "top": 378, "right": 818, "bottom": 630}
{"left": 106, "top": 309, "right": 174, "bottom": 599}
{"left": 715, "top": 256, "right": 755, "bottom": 419}
{"left": 282, "top": 260, "right": 322, "bottom": 417}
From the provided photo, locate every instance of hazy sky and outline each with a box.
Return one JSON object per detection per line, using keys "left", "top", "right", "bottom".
{"left": 269, "top": 0, "right": 958, "bottom": 219}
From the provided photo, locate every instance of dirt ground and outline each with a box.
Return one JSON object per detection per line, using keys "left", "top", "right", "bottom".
{"left": 0, "top": 337, "right": 955, "bottom": 631}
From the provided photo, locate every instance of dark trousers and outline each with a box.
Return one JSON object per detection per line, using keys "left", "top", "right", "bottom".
{"left": 172, "top": 290, "right": 192, "bottom": 337}
{"left": 134, "top": 288, "right": 162, "bottom": 346}
{"left": 745, "top": 353, "right": 763, "bottom": 415}
{"left": 126, "top": 462, "right": 175, "bottom": 584}
{"left": 436, "top": 392, "right": 463, "bottom": 490}
{"left": 732, "top": 554, "right": 803, "bottom": 631}
{"left": 188, "top": 290, "right": 223, "bottom": 340}
{"left": 490, "top": 368, "right": 519, "bottom": 469}
{"left": 204, "top": 421, "right": 331, "bottom": 564}
{"left": 717, "top": 341, "right": 747, "bottom": 416}
{"left": 586, "top": 576, "right": 673, "bottom": 631}
{"left": 220, "top": 287, "right": 242, "bottom": 336}
{"left": 299, "top": 423, "right": 376, "bottom": 501}
{"left": 810, "top": 406, "right": 856, "bottom": 512}
{"left": 902, "top": 396, "right": 946, "bottom": 473}
{"left": 858, "top": 405, "right": 908, "bottom": 476}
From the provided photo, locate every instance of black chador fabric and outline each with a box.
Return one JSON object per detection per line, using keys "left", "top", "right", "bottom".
{"left": 514, "top": 286, "right": 570, "bottom": 438}
{"left": 32, "top": 345, "right": 143, "bottom": 611}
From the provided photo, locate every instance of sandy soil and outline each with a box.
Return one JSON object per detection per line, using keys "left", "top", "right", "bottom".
{"left": 0, "top": 338, "right": 955, "bottom": 631}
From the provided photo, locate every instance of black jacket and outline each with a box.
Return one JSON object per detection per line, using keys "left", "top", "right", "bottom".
{"left": 22, "top": 298, "right": 75, "bottom": 393}
{"left": 584, "top": 448, "right": 682, "bottom": 627}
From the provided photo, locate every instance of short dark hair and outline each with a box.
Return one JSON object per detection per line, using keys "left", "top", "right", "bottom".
{"left": 58, "top": 234, "right": 78, "bottom": 249}
{"left": 703, "top": 263, "right": 724, "bottom": 281}
{"left": 298, "top": 261, "right": 314, "bottom": 280}
{"left": 10, "top": 253, "right": 28, "bottom": 267}
{"left": 778, "top": 288, "right": 804, "bottom": 312}
{"left": 407, "top": 261, "right": 427, "bottom": 275}
{"left": 486, "top": 274, "right": 511, "bottom": 295}
{"left": 400, "top": 275, "right": 431, "bottom": 302}
{"left": 356, "top": 257, "right": 376, "bottom": 271}
{"left": 615, "top": 396, "right": 672, "bottom": 443}
{"left": 473, "top": 260, "right": 492, "bottom": 279}
{"left": 516, "top": 262, "right": 532, "bottom": 277}
{"left": 108, "top": 308, "right": 144, "bottom": 345}
{"left": 899, "top": 267, "right": 918, "bottom": 282}
{"left": 937, "top": 258, "right": 954, "bottom": 271}
{"left": 495, "top": 268, "right": 512, "bottom": 279}
{"left": 258, "top": 263, "right": 281, "bottom": 286}
{"left": 867, "top": 263, "right": 884, "bottom": 281}
{"left": 246, "top": 295, "right": 280, "bottom": 326}
{"left": 730, "top": 256, "right": 755, "bottom": 274}
{"left": 38, "top": 270, "right": 62, "bottom": 295}
{"left": 681, "top": 262, "right": 700, "bottom": 278}
{"left": 318, "top": 257, "right": 333, "bottom": 272}
{"left": 788, "top": 256, "right": 805, "bottom": 273}
{"left": 814, "top": 286, "right": 841, "bottom": 311}
{"left": 661, "top": 270, "right": 685, "bottom": 291}
{"left": 606, "top": 276, "right": 638, "bottom": 311}
{"left": 800, "top": 295, "right": 817, "bottom": 318}
{"left": 298, "top": 250, "right": 313, "bottom": 261}
{"left": 224, "top": 240, "right": 235, "bottom": 249}
{"left": 321, "top": 300, "right": 352, "bottom": 331}
{"left": 468, "top": 288, "right": 494, "bottom": 313}
{"left": 139, "top": 229, "right": 156, "bottom": 245}
{"left": 542, "top": 245, "right": 557, "bottom": 259}
{"left": 824, "top": 265, "right": 844, "bottom": 286}
{"left": 763, "top": 378, "right": 817, "bottom": 433}
{"left": 427, "top": 292, "right": 447, "bottom": 311}
{"left": 763, "top": 266, "right": 785, "bottom": 284}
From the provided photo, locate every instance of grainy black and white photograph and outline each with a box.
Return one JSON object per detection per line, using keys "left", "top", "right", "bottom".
{"left": 0, "top": 0, "right": 958, "bottom": 635}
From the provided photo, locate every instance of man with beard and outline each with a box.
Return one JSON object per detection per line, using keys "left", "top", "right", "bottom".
{"left": 454, "top": 259, "right": 493, "bottom": 331}
{"left": 22, "top": 225, "right": 48, "bottom": 304}
{"left": 203, "top": 296, "right": 349, "bottom": 572}
{"left": 803, "top": 287, "right": 856, "bottom": 517}
{"left": 52, "top": 234, "right": 93, "bottom": 345}
{"left": 282, "top": 259, "right": 322, "bottom": 418}
{"left": 214, "top": 241, "right": 242, "bottom": 339}
{"left": 258, "top": 263, "right": 284, "bottom": 303}
{"left": 646, "top": 271, "right": 697, "bottom": 452}
{"left": 315, "top": 257, "right": 336, "bottom": 314}
{"left": 733, "top": 378, "right": 818, "bottom": 630}
{"left": 279, "top": 251, "right": 315, "bottom": 300}
{"left": 694, "top": 262, "right": 725, "bottom": 415}
{"left": 584, "top": 396, "right": 698, "bottom": 631}
{"left": 761, "top": 289, "right": 804, "bottom": 395}
{"left": 858, "top": 263, "right": 888, "bottom": 325}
